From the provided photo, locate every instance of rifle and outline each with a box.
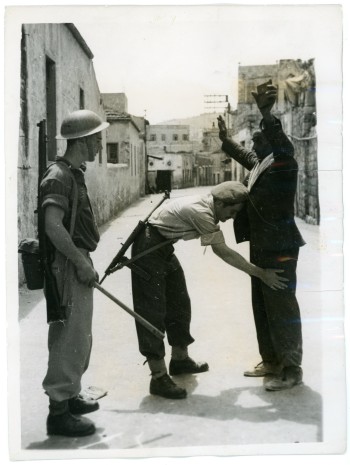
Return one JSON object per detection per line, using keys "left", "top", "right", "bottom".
{"left": 94, "top": 283, "right": 164, "bottom": 339}
{"left": 37, "top": 120, "right": 66, "bottom": 323}
{"left": 99, "top": 191, "right": 170, "bottom": 284}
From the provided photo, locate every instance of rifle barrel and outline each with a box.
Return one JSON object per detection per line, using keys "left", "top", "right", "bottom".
{"left": 94, "top": 283, "right": 165, "bottom": 340}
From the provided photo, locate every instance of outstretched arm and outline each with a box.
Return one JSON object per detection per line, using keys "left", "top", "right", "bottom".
{"left": 211, "top": 242, "right": 288, "bottom": 290}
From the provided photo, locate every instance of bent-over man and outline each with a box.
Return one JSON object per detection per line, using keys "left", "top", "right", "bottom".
{"left": 131, "top": 181, "right": 288, "bottom": 399}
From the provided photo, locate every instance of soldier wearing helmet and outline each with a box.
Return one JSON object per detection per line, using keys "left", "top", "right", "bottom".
{"left": 40, "top": 109, "right": 109, "bottom": 437}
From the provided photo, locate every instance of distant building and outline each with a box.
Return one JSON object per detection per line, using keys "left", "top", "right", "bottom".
{"left": 102, "top": 93, "right": 147, "bottom": 197}
{"left": 146, "top": 125, "right": 196, "bottom": 191}
{"left": 200, "top": 127, "right": 232, "bottom": 185}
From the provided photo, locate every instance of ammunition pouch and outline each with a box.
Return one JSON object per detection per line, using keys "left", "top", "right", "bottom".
{"left": 18, "top": 239, "right": 44, "bottom": 290}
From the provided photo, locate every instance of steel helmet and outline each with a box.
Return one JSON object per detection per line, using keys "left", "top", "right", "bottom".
{"left": 57, "top": 109, "right": 109, "bottom": 140}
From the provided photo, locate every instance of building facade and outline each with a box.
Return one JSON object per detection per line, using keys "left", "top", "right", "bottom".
{"left": 201, "top": 127, "right": 232, "bottom": 185}
{"left": 146, "top": 125, "right": 196, "bottom": 191}
{"left": 102, "top": 93, "right": 147, "bottom": 201}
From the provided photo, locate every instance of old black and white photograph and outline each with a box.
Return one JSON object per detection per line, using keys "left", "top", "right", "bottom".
{"left": 2, "top": 1, "right": 347, "bottom": 464}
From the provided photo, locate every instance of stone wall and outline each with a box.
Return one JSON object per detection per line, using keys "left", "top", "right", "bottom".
{"left": 291, "top": 108, "right": 319, "bottom": 224}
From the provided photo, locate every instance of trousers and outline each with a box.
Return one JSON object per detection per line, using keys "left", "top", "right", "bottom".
{"left": 250, "top": 245, "right": 303, "bottom": 367}
{"left": 131, "top": 225, "right": 194, "bottom": 360}
{"left": 42, "top": 249, "right": 94, "bottom": 401}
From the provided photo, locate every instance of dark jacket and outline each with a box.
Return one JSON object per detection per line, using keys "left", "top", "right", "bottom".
{"left": 222, "top": 117, "right": 305, "bottom": 252}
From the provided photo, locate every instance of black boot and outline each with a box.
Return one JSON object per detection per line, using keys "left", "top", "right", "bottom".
{"left": 47, "top": 399, "right": 95, "bottom": 437}
{"left": 150, "top": 374, "right": 187, "bottom": 399}
{"left": 68, "top": 395, "right": 99, "bottom": 415}
{"left": 169, "top": 357, "right": 209, "bottom": 376}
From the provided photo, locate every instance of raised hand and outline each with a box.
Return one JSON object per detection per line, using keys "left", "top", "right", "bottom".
{"left": 251, "top": 81, "right": 277, "bottom": 113}
{"left": 217, "top": 115, "right": 228, "bottom": 141}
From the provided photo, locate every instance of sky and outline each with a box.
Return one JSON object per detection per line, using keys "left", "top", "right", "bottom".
{"left": 62, "top": 3, "right": 342, "bottom": 124}
{"left": 3, "top": 3, "right": 344, "bottom": 125}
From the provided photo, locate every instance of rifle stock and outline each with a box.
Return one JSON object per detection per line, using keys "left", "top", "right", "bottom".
{"left": 100, "top": 191, "right": 170, "bottom": 284}
{"left": 103, "top": 220, "right": 146, "bottom": 272}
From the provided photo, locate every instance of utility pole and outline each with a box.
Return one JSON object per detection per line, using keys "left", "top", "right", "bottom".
{"left": 204, "top": 94, "right": 232, "bottom": 130}
{"left": 204, "top": 94, "right": 228, "bottom": 113}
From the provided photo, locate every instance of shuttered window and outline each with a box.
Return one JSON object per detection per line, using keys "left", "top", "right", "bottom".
{"left": 107, "top": 143, "right": 119, "bottom": 163}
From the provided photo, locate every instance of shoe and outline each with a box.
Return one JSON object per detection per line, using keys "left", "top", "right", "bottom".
{"left": 265, "top": 366, "right": 303, "bottom": 391}
{"left": 47, "top": 411, "right": 96, "bottom": 437}
{"left": 169, "top": 357, "right": 209, "bottom": 376}
{"left": 150, "top": 374, "right": 187, "bottom": 399}
{"left": 244, "top": 361, "right": 281, "bottom": 377}
{"left": 68, "top": 394, "right": 100, "bottom": 415}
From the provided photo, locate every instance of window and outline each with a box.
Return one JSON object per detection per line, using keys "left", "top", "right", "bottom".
{"left": 161, "top": 134, "right": 166, "bottom": 141}
{"left": 173, "top": 134, "right": 178, "bottom": 141}
{"left": 182, "top": 134, "right": 189, "bottom": 141}
{"left": 79, "top": 88, "right": 85, "bottom": 109}
{"left": 130, "top": 144, "right": 133, "bottom": 175}
{"left": 107, "top": 143, "right": 119, "bottom": 163}
{"left": 134, "top": 145, "right": 137, "bottom": 176}
{"left": 150, "top": 134, "right": 156, "bottom": 141}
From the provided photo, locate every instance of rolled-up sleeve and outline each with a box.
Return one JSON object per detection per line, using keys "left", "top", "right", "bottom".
{"left": 200, "top": 230, "right": 225, "bottom": 246}
{"left": 41, "top": 179, "right": 69, "bottom": 214}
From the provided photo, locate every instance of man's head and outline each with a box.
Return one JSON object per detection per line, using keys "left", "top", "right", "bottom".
{"left": 252, "top": 131, "right": 272, "bottom": 161}
{"left": 57, "top": 109, "right": 109, "bottom": 163}
{"left": 212, "top": 181, "right": 248, "bottom": 222}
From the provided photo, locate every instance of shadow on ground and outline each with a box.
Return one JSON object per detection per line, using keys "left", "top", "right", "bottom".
{"left": 26, "top": 428, "right": 109, "bottom": 450}
{"left": 113, "top": 376, "right": 323, "bottom": 443}
{"left": 24, "top": 376, "right": 322, "bottom": 450}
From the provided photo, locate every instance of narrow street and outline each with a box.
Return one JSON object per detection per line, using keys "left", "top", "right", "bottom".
{"left": 15, "top": 186, "right": 345, "bottom": 459}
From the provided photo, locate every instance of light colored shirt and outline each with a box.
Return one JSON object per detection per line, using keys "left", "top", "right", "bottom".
{"left": 149, "top": 194, "right": 225, "bottom": 246}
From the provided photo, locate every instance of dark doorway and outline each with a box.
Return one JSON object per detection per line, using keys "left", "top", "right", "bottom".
{"left": 156, "top": 170, "right": 172, "bottom": 192}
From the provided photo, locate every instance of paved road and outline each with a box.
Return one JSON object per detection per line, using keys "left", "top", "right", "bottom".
{"left": 12, "top": 187, "right": 347, "bottom": 461}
